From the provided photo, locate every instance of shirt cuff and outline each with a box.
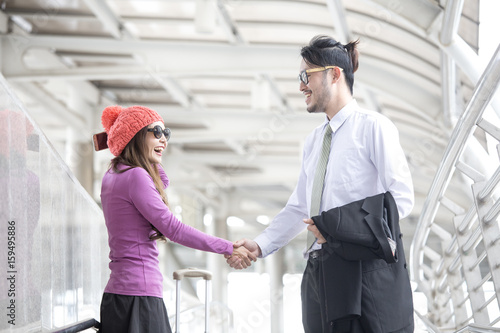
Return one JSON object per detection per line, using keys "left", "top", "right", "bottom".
{"left": 253, "top": 234, "right": 274, "bottom": 258}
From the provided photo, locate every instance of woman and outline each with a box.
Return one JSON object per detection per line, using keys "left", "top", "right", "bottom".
{"left": 98, "top": 105, "right": 255, "bottom": 332}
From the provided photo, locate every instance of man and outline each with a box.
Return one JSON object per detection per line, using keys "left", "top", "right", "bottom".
{"left": 227, "top": 35, "right": 414, "bottom": 332}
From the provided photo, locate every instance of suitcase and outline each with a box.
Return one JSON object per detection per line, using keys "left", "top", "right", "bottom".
{"left": 173, "top": 268, "right": 212, "bottom": 333}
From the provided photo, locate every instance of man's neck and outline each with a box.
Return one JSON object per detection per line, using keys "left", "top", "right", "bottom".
{"left": 325, "top": 96, "right": 353, "bottom": 120}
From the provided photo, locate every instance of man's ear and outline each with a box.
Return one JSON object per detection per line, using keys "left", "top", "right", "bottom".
{"left": 331, "top": 67, "right": 342, "bottom": 83}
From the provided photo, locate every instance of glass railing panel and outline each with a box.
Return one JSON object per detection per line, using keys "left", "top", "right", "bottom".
{"left": 0, "top": 74, "right": 109, "bottom": 332}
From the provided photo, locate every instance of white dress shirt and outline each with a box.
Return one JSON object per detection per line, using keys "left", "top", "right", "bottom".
{"left": 254, "top": 99, "right": 414, "bottom": 258}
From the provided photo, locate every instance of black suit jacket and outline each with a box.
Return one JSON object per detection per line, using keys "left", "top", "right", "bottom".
{"left": 311, "top": 192, "right": 414, "bottom": 333}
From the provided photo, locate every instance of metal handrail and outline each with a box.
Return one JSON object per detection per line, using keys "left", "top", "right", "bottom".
{"left": 410, "top": 39, "right": 500, "bottom": 330}
{"left": 415, "top": 310, "right": 442, "bottom": 333}
{"left": 455, "top": 323, "right": 500, "bottom": 333}
{"left": 50, "top": 318, "right": 99, "bottom": 333}
{"left": 410, "top": 42, "right": 500, "bottom": 282}
{"left": 416, "top": 311, "right": 500, "bottom": 333}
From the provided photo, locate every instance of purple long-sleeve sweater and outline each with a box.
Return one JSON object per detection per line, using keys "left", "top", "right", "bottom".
{"left": 101, "top": 163, "right": 233, "bottom": 298}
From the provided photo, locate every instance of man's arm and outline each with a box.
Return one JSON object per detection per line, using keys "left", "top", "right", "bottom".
{"left": 370, "top": 116, "right": 414, "bottom": 218}
{"left": 226, "top": 132, "right": 316, "bottom": 269}
{"left": 226, "top": 198, "right": 308, "bottom": 269}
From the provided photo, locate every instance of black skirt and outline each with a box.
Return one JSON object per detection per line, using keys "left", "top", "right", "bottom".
{"left": 99, "top": 293, "right": 172, "bottom": 333}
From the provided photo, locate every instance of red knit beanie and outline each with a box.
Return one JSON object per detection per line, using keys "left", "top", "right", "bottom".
{"left": 101, "top": 105, "right": 164, "bottom": 156}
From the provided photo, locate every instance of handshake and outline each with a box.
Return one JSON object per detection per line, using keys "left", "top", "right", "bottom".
{"left": 224, "top": 218, "right": 325, "bottom": 269}
{"left": 225, "top": 239, "right": 261, "bottom": 270}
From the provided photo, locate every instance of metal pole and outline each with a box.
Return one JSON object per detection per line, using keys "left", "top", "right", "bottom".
{"left": 205, "top": 280, "right": 211, "bottom": 333}
{"left": 441, "top": 50, "right": 458, "bottom": 127}
{"left": 175, "top": 280, "right": 181, "bottom": 333}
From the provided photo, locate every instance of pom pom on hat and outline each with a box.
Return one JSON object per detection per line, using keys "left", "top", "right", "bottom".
{"left": 101, "top": 105, "right": 164, "bottom": 156}
{"left": 101, "top": 105, "right": 122, "bottom": 133}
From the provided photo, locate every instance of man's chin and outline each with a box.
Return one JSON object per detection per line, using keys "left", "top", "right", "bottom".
{"left": 307, "top": 106, "right": 319, "bottom": 113}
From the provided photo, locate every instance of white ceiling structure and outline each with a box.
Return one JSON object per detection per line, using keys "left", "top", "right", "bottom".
{"left": 0, "top": 0, "right": 490, "bottom": 271}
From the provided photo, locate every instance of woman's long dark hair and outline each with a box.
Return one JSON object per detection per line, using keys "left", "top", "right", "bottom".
{"left": 110, "top": 126, "right": 167, "bottom": 241}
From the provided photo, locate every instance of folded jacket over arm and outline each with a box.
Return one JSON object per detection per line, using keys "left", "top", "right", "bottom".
{"left": 312, "top": 192, "right": 397, "bottom": 263}
{"left": 310, "top": 192, "right": 414, "bottom": 332}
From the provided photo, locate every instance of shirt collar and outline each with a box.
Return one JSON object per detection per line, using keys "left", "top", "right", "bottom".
{"left": 324, "top": 99, "right": 357, "bottom": 133}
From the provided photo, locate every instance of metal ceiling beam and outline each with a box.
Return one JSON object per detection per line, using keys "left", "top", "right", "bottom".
{"left": 326, "top": 0, "right": 351, "bottom": 43}
{"left": 370, "top": 0, "right": 441, "bottom": 30}
{"left": 3, "top": 36, "right": 436, "bottom": 87}
{"left": 6, "top": 11, "right": 94, "bottom": 22}
{"left": 223, "top": 138, "right": 247, "bottom": 155}
{"left": 216, "top": 0, "right": 245, "bottom": 44}
{"left": 439, "top": 0, "right": 464, "bottom": 46}
{"left": 55, "top": 52, "right": 138, "bottom": 65}
{"left": 4, "top": 65, "right": 148, "bottom": 82}
{"left": 79, "top": 0, "right": 200, "bottom": 110}
{"left": 1, "top": 35, "right": 299, "bottom": 69}
{"left": 81, "top": 0, "right": 124, "bottom": 39}
{"left": 147, "top": 72, "right": 197, "bottom": 109}
{"left": 3, "top": 64, "right": 292, "bottom": 82}
{"left": 10, "top": 15, "right": 33, "bottom": 33}
{"left": 263, "top": 74, "right": 295, "bottom": 114}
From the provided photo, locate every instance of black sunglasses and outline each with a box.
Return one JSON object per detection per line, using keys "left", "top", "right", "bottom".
{"left": 147, "top": 125, "right": 171, "bottom": 141}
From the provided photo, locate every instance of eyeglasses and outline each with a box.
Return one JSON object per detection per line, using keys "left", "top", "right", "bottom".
{"left": 147, "top": 125, "right": 171, "bottom": 141}
{"left": 298, "top": 66, "right": 343, "bottom": 85}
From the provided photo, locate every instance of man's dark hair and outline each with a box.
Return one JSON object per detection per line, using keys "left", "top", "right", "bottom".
{"left": 300, "top": 35, "right": 360, "bottom": 94}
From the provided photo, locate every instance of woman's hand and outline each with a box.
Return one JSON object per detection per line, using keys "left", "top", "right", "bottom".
{"left": 225, "top": 240, "right": 259, "bottom": 269}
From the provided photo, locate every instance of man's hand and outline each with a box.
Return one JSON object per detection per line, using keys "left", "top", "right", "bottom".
{"left": 225, "top": 239, "right": 261, "bottom": 270}
{"left": 303, "top": 218, "right": 327, "bottom": 244}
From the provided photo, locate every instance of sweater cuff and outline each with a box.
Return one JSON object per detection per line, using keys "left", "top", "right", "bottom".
{"left": 223, "top": 240, "right": 234, "bottom": 256}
